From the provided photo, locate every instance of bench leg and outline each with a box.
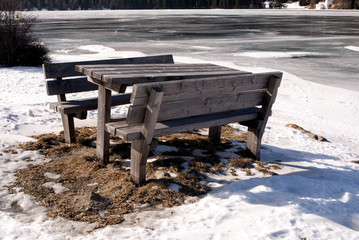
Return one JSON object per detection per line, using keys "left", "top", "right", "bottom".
{"left": 246, "top": 75, "right": 281, "bottom": 160}
{"left": 246, "top": 127, "right": 263, "bottom": 160}
{"left": 130, "top": 139, "right": 151, "bottom": 186}
{"left": 130, "top": 88, "right": 164, "bottom": 186}
{"left": 209, "top": 126, "right": 221, "bottom": 143}
{"left": 61, "top": 113, "right": 76, "bottom": 143}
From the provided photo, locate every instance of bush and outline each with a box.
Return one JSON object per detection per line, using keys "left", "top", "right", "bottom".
{"left": 0, "top": 0, "right": 50, "bottom": 67}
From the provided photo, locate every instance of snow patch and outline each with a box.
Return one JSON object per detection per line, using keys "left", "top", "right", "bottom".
{"left": 345, "top": 46, "right": 359, "bottom": 52}
{"left": 44, "top": 172, "right": 61, "bottom": 180}
{"left": 42, "top": 182, "right": 69, "bottom": 194}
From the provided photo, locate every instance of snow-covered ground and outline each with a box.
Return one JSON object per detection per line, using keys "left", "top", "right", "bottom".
{"left": 1, "top": 48, "right": 359, "bottom": 239}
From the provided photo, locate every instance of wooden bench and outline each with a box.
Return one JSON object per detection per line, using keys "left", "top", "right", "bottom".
{"left": 43, "top": 54, "right": 174, "bottom": 143}
{"left": 106, "top": 71, "right": 282, "bottom": 185}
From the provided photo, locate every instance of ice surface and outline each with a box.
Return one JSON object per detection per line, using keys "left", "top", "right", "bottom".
{"left": 33, "top": 9, "right": 359, "bottom": 91}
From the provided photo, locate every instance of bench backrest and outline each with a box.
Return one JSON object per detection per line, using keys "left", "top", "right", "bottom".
{"left": 43, "top": 54, "right": 174, "bottom": 96}
{"left": 126, "top": 72, "right": 282, "bottom": 125}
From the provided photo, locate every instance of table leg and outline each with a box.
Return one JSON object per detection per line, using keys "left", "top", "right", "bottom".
{"left": 96, "top": 85, "right": 111, "bottom": 164}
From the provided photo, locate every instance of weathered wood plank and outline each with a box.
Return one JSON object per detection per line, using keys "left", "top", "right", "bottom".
{"left": 49, "top": 93, "right": 131, "bottom": 114}
{"left": 46, "top": 77, "right": 98, "bottom": 95}
{"left": 103, "top": 71, "right": 245, "bottom": 85}
{"left": 127, "top": 91, "right": 265, "bottom": 125}
{"left": 246, "top": 74, "right": 282, "bottom": 159}
{"left": 130, "top": 73, "right": 273, "bottom": 105}
{"left": 107, "top": 107, "right": 261, "bottom": 141}
{"left": 141, "top": 88, "right": 164, "bottom": 144}
{"left": 77, "top": 63, "right": 234, "bottom": 76}
{"left": 94, "top": 69, "right": 243, "bottom": 81}
{"left": 130, "top": 88, "right": 164, "bottom": 185}
{"left": 44, "top": 54, "right": 174, "bottom": 79}
{"left": 87, "top": 76, "right": 126, "bottom": 93}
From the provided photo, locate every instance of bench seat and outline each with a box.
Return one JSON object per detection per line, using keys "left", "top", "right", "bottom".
{"left": 49, "top": 93, "right": 131, "bottom": 115}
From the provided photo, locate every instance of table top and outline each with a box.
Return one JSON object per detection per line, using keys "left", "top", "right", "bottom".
{"left": 76, "top": 63, "right": 249, "bottom": 91}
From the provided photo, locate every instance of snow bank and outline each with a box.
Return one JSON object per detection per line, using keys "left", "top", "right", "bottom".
{"left": 0, "top": 50, "right": 359, "bottom": 239}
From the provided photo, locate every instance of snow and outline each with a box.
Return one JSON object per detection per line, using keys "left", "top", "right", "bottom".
{"left": 285, "top": 1, "right": 307, "bottom": 9}
{"left": 42, "top": 182, "right": 69, "bottom": 194}
{"left": 1, "top": 45, "right": 359, "bottom": 239}
{"left": 346, "top": 46, "right": 359, "bottom": 52}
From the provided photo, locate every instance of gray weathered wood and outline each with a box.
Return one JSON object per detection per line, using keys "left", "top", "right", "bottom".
{"left": 125, "top": 73, "right": 279, "bottom": 125}
{"left": 130, "top": 88, "right": 164, "bottom": 185}
{"left": 44, "top": 55, "right": 174, "bottom": 144}
{"left": 43, "top": 54, "right": 174, "bottom": 78}
{"left": 56, "top": 80, "right": 76, "bottom": 143}
{"left": 96, "top": 86, "right": 112, "bottom": 165}
{"left": 76, "top": 63, "right": 238, "bottom": 77}
{"left": 106, "top": 71, "right": 282, "bottom": 184}
{"left": 141, "top": 88, "right": 164, "bottom": 144}
{"left": 246, "top": 74, "right": 282, "bottom": 159}
{"left": 103, "top": 71, "right": 244, "bottom": 85}
{"left": 127, "top": 91, "right": 265, "bottom": 125}
{"left": 107, "top": 107, "right": 261, "bottom": 141}
{"left": 46, "top": 77, "right": 98, "bottom": 95}
{"left": 76, "top": 63, "right": 248, "bottom": 85}
{"left": 49, "top": 93, "right": 131, "bottom": 115}
{"left": 130, "top": 73, "right": 270, "bottom": 105}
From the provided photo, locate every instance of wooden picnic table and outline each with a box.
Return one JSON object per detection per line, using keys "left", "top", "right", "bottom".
{"left": 75, "top": 63, "right": 250, "bottom": 164}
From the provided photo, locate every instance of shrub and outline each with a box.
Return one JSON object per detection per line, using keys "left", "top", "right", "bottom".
{"left": 0, "top": 0, "right": 50, "bottom": 67}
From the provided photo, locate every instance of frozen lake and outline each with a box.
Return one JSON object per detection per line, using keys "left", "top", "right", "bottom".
{"left": 33, "top": 9, "right": 359, "bottom": 91}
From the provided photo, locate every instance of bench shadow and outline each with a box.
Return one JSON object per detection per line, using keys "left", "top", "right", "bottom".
{"left": 208, "top": 145, "right": 359, "bottom": 231}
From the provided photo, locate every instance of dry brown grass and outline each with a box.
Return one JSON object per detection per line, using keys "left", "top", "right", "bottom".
{"left": 10, "top": 126, "right": 281, "bottom": 228}
{"left": 285, "top": 123, "right": 328, "bottom": 142}
{"left": 229, "top": 158, "right": 254, "bottom": 169}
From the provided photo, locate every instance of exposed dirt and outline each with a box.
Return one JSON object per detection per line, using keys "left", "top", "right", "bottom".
{"left": 9, "top": 125, "right": 280, "bottom": 229}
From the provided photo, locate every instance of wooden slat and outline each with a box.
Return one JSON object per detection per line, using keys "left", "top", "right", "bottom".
{"left": 46, "top": 77, "right": 98, "bottom": 95}
{"left": 130, "top": 88, "right": 164, "bottom": 185}
{"left": 103, "top": 71, "right": 244, "bottom": 85}
{"left": 107, "top": 107, "right": 261, "bottom": 141}
{"left": 246, "top": 73, "right": 282, "bottom": 160}
{"left": 77, "top": 63, "right": 233, "bottom": 77}
{"left": 43, "top": 54, "right": 174, "bottom": 79}
{"left": 125, "top": 73, "right": 281, "bottom": 125}
{"left": 141, "top": 88, "right": 164, "bottom": 144}
{"left": 93, "top": 68, "right": 241, "bottom": 81}
{"left": 130, "top": 73, "right": 273, "bottom": 105}
{"left": 127, "top": 91, "right": 265, "bottom": 125}
{"left": 49, "top": 93, "right": 131, "bottom": 114}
